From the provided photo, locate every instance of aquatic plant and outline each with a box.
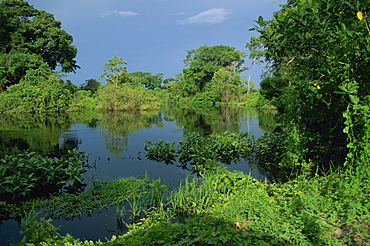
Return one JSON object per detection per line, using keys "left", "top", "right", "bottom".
{"left": 0, "top": 149, "right": 90, "bottom": 218}
{"left": 145, "top": 131, "right": 255, "bottom": 172}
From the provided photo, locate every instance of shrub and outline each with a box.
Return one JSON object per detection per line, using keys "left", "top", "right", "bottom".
{"left": 96, "top": 83, "right": 159, "bottom": 111}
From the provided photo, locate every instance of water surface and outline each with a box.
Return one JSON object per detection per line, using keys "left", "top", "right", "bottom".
{"left": 0, "top": 106, "right": 275, "bottom": 244}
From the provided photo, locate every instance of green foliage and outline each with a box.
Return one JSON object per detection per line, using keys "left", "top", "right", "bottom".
{"left": 96, "top": 83, "right": 159, "bottom": 111}
{"left": 239, "top": 90, "right": 267, "bottom": 108}
{"left": 0, "top": 72, "right": 72, "bottom": 113}
{"left": 0, "top": 0, "right": 78, "bottom": 113}
{"left": 16, "top": 176, "right": 168, "bottom": 246}
{"left": 80, "top": 79, "right": 101, "bottom": 94}
{"left": 129, "top": 72, "right": 164, "bottom": 90}
{"left": 111, "top": 214, "right": 242, "bottom": 246}
{"left": 145, "top": 131, "right": 254, "bottom": 172}
{"left": 145, "top": 88, "right": 170, "bottom": 104}
{"left": 211, "top": 68, "right": 244, "bottom": 103}
{"left": 18, "top": 209, "right": 99, "bottom": 246}
{"left": 68, "top": 90, "right": 99, "bottom": 111}
{"left": 0, "top": 149, "right": 90, "bottom": 205}
{"left": 97, "top": 167, "right": 370, "bottom": 245}
{"left": 96, "top": 57, "right": 162, "bottom": 111}
{"left": 167, "top": 45, "right": 249, "bottom": 106}
{"left": 0, "top": 51, "right": 46, "bottom": 92}
{"left": 19, "top": 210, "right": 65, "bottom": 246}
{"left": 63, "top": 80, "right": 78, "bottom": 94}
{"left": 0, "top": 0, "right": 79, "bottom": 90}
{"left": 189, "top": 91, "right": 219, "bottom": 107}
{"left": 99, "top": 56, "right": 128, "bottom": 86}
{"left": 166, "top": 82, "right": 188, "bottom": 104}
{"left": 183, "top": 45, "right": 246, "bottom": 96}
{"left": 12, "top": 144, "right": 370, "bottom": 245}
{"left": 40, "top": 175, "right": 167, "bottom": 222}
{"left": 252, "top": 0, "right": 370, "bottom": 170}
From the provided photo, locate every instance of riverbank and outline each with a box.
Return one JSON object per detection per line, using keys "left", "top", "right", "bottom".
{"left": 18, "top": 164, "right": 370, "bottom": 245}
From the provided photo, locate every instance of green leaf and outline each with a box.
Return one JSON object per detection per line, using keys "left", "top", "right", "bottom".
{"left": 67, "top": 179, "right": 75, "bottom": 187}
{"left": 337, "top": 85, "right": 349, "bottom": 93}
{"left": 349, "top": 95, "right": 359, "bottom": 104}
{"left": 257, "top": 16, "right": 264, "bottom": 26}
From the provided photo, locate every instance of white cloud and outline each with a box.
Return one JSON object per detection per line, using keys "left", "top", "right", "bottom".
{"left": 171, "top": 12, "right": 185, "bottom": 16}
{"left": 100, "top": 10, "right": 138, "bottom": 18}
{"left": 177, "top": 8, "right": 231, "bottom": 25}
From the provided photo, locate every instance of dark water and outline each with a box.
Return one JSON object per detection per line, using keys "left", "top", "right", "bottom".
{"left": 0, "top": 106, "right": 275, "bottom": 245}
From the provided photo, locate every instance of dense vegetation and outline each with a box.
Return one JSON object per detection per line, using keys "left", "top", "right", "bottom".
{"left": 0, "top": 0, "right": 369, "bottom": 245}
{"left": 0, "top": 0, "right": 258, "bottom": 113}
{"left": 0, "top": 0, "right": 78, "bottom": 113}
{"left": 254, "top": 0, "right": 370, "bottom": 173}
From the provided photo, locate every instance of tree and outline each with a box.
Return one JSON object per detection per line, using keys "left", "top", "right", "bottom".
{"left": 129, "top": 72, "right": 164, "bottom": 90}
{"left": 63, "top": 79, "right": 78, "bottom": 94}
{"left": 0, "top": 0, "right": 79, "bottom": 91}
{"left": 245, "top": 33, "right": 267, "bottom": 94}
{"left": 212, "top": 68, "right": 244, "bottom": 103}
{"left": 80, "top": 79, "right": 100, "bottom": 93}
{"left": 254, "top": 0, "right": 370, "bottom": 169}
{"left": 183, "top": 45, "right": 246, "bottom": 95}
{"left": 99, "top": 56, "right": 128, "bottom": 86}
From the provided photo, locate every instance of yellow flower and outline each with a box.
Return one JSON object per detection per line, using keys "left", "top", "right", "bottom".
{"left": 357, "top": 11, "right": 363, "bottom": 21}
{"left": 317, "top": 85, "right": 321, "bottom": 89}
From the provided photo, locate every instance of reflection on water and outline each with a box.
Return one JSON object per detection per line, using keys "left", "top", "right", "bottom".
{"left": 0, "top": 106, "right": 275, "bottom": 244}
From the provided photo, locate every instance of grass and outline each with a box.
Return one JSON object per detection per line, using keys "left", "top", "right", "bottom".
{"left": 17, "top": 163, "right": 370, "bottom": 245}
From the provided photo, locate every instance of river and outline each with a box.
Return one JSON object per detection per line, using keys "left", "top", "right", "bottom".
{"left": 0, "top": 106, "right": 275, "bottom": 245}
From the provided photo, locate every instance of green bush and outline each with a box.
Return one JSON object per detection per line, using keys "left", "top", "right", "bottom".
{"left": 68, "top": 90, "right": 99, "bottom": 111}
{"left": 0, "top": 73, "right": 72, "bottom": 114}
{"left": 189, "top": 91, "right": 220, "bottom": 108}
{"left": 96, "top": 83, "right": 159, "bottom": 111}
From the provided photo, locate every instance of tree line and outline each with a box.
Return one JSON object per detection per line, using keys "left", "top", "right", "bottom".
{"left": 0, "top": 0, "right": 258, "bottom": 114}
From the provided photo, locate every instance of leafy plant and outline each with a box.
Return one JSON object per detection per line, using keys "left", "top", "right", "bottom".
{"left": 0, "top": 150, "right": 90, "bottom": 206}
{"left": 145, "top": 131, "right": 255, "bottom": 172}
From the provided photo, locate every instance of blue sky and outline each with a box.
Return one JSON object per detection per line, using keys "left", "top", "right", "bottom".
{"left": 27, "top": 0, "right": 283, "bottom": 86}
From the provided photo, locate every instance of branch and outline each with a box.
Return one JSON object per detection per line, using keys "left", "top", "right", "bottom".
{"left": 310, "top": 47, "right": 349, "bottom": 66}
{"left": 365, "top": 18, "right": 370, "bottom": 35}
{"left": 286, "top": 56, "right": 296, "bottom": 66}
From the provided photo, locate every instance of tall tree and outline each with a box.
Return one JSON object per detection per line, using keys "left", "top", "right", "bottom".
{"left": 99, "top": 56, "right": 128, "bottom": 86}
{"left": 255, "top": 0, "right": 370, "bottom": 169}
{"left": 245, "top": 33, "right": 266, "bottom": 94}
{"left": 0, "top": 0, "right": 79, "bottom": 91}
{"left": 212, "top": 68, "right": 244, "bottom": 103}
{"left": 182, "top": 45, "right": 246, "bottom": 95}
